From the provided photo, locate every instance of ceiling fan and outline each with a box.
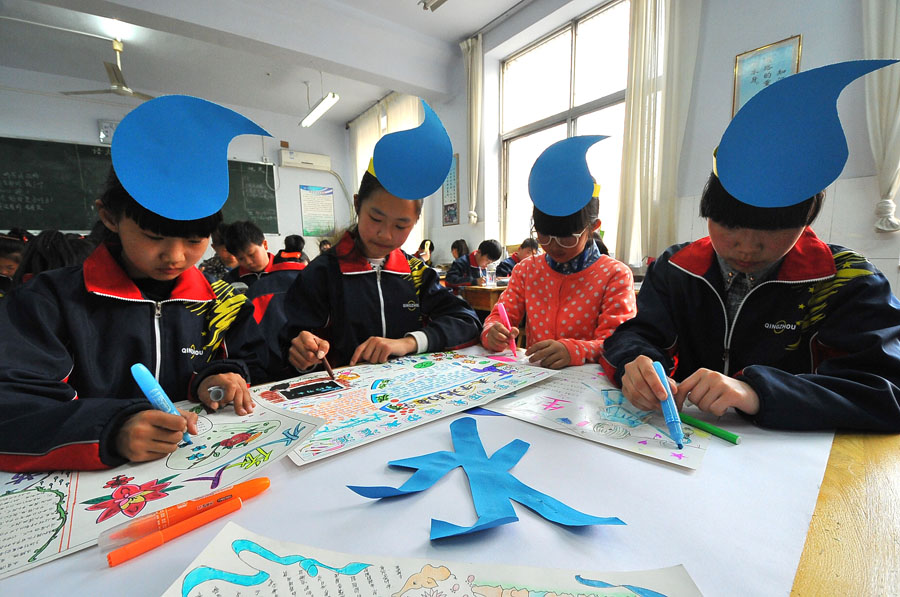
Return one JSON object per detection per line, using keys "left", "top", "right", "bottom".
{"left": 61, "top": 39, "right": 154, "bottom": 101}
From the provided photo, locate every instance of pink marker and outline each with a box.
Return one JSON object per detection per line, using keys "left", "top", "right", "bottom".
{"left": 495, "top": 303, "right": 517, "bottom": 357}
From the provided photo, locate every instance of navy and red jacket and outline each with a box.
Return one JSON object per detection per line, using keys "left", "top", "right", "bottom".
{"left": 246, "top": 267, "right": 302, "bottom": 379}
{"left": 445, "top": 251, "right": 485, "bottom": 287}
{"left": 281, "top": 231, "right": 481, "bottom": 368}
{"left": 602, "top": 228, "right": 900, "bottom": 432}
{"left": 223, "top": 252, "right": 304, "bottom": 289}
{"left": 0, "top": 243, "right": 269, "bottom": 472}
{"left": 495, "top": 253, "right": 522, "bottom": 277}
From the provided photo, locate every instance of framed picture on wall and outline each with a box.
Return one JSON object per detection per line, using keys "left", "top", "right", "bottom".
{"left": 442, "top": 153, "right": 459, "bottom": 226}
{"left": 732, "top": 34, "right": 802, "bottom": 116}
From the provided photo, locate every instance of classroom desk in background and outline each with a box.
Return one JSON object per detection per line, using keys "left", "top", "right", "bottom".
{"left": 791, "top": 432, "right": 900, "bottom": 595}
{"left": 459, "top": 284, "right": 505, "bottom": 312}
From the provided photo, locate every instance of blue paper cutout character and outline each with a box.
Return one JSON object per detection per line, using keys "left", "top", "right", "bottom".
{"left": 348, "top": 417, "right": 624, "bottom": 540}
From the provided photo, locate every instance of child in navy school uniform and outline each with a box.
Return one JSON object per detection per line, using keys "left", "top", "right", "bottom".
{"left": 223, "top": 220, "right": 304, "bottom": 290}
{"left": 198, "top": 222, "right": 239, "bottom": 281}
{"left": 445, "top": 239, "right": 503, "bottom": 286}
{"left": 496, "top": 237, "right": 539, "bottom": 277}
{"left": 603, "top": 61, "right": 900, "bottom": 431}
{"left": 0, "top": 96, "right": 271, "bottom": 472}
{"left": 0, "top": 234, "right": 25, "bottom": 299}
{"left": 283, "top": 101, "right": 481, "bottom": 370}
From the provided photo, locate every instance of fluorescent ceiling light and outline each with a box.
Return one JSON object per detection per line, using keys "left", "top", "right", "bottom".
{"left": 301, "top": 92, "right": 340, "bottom": 127}
{"left": 419, "top": 0, "right": 450, "bottom": 10}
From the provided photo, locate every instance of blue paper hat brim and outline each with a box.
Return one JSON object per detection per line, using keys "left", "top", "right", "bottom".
{"left": 528, "top": 135, "right": 607, "bottom": 217}
{"left": 370, "top": 99, "right": 453, "bottom": 200}
{"left": 112, "top": 95, "right": 271, "bottom": 221}
{"left": 717, "top": 60, "right": 898, "bottom": 208}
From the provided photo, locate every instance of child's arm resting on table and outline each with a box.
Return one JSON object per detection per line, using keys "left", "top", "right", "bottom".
{"left": 416, "top": 268, "right": 481, "bottom": 351}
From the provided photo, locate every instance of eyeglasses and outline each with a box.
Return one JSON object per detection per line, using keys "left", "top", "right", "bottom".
{"left": 531, "top": 226, "right": 589, "bottom": 249}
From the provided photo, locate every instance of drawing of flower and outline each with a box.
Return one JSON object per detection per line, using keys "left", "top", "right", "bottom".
{"left": 83, "top": 476, "right": 175, "bottom": 523}
{"left": 103, "top": 474, "right": 134, "bottom": 488}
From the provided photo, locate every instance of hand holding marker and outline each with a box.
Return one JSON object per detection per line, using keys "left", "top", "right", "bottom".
{"left": 130, "top": 363, "right": 192, "bottom": 445}
{"left": 651, "top": 361, "right": 684, "bottom": 449}
{"left": 495, "top": 303, "right": 517, "bottom": 357}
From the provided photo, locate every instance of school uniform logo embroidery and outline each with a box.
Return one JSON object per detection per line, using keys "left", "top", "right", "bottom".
{"left": 186, "top": 279, "right": 248, "bottom": 361}
{"left": 787, "top": 250, "right": 874, "bottom": 351}
{"left": 765, "top": 321, "right": 797, "bottom": 334}
{"left": 181, "top": 345, "right": 205, "bottom": 356}
{"left": 402, "top": 300, "right": 419, "bottom": 311}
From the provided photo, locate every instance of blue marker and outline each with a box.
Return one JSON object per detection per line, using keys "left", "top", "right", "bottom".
{"left": 652, "top": 361, "right": 684, "bottom": 449}
{"left": 130, "top": 363, "right": 192, "bottom": 444}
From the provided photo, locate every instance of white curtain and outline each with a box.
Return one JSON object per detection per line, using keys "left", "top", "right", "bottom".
{"left": 616, "top": 0, "right": 702, "bottom": 266}
{"left": 460, "top": 34, "right": 483, "bottom": 225}
{"left": 863, "top": 0, "right": 900, "bottom": 232}
{"left": 347, "top": 93, "right": 424, "bottom": 250}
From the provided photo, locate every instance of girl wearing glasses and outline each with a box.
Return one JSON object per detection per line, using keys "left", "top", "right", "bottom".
{"left": 480, "top": 136, "right": 636, "bottom": 369}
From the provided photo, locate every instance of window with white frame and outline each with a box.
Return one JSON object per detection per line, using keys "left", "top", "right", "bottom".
{"left": 501, "top": 0, "right": 629, "bottom": 256}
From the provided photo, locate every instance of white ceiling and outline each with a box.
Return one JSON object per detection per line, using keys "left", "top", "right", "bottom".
{"left": 0, "top": 0, "right": 528, "bottom": 124}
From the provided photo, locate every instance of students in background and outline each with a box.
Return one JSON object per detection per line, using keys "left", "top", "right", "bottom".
{"left": 450, "top": 239, "right": 469, "bottom": 260}
{"left": 223, "top": 220, "right": 304, "bottom": 290}
{"left": 482, "top": 137, "right": 635, "bottom": 369}
{"left": 198, "top": 222, "right": 239, "bottom": 281}
{"left": 284, "top": 101, "right": 480, "bottom": 369}
{"left": 0, "top": 234, "right": 25, "bottom": 299}
{"left": 603, "top": 61, "right": 900, "bottom": 431}
{"left": 414, "top": 238, "right": 435, "bottom": 267}
{"left": 446, "top": 239, "right": 502, "bottom": 286}
{"left": 318, "top": 238, "right": 332, "bottom": 253}
{"left": 496, "top": 238, "right": 539, "bottom": 277}
{"left": 0, "top": 96, "right": 270, "bottom": 471}
{"left": 10, "top": 230, "right": 95, "bottom": 287}
{"left": 274, "top": 234, "right": 309, "bottom": 265}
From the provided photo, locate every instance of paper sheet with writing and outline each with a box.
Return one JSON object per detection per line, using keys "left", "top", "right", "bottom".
{"left": 0, "top": 400, "right": 321, "bottom": 580}
{"left": 165, "top": 521, "right": 702, "bottom": 597}
{"left": 488, "top": 364, "right": 711, "bottom": 469}
{"left": 250, "top": 351, "right": 556, "bottom": 466}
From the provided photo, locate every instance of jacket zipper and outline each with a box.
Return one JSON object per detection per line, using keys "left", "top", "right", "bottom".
{"left": 375, "top": 267, "right": 387, "bottom": 336}
{"left": 154, "top": 301, "right": 163, "bottom": 379}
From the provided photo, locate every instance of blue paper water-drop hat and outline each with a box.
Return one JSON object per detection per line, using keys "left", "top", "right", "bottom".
{"left": 528, "top": 135, "right": 606, "bottom": 217}
{"left": 366, "top": 99, "right": 453, "bottom": 200}
{"left": 112, "top": 95, "right": 271, "bottom": 220}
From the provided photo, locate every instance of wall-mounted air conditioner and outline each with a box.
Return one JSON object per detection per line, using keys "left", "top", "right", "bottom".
{"left": 280, "top": 149, "right": 332, "bottom": 171}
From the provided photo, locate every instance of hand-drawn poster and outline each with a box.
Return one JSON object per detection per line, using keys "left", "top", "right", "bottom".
{"left": 250, "top": 352, "right": 556, "bottom": 466}
{"left": 165, "top": 522, "right": 702, "bottom": 596}
{"left": 488, "top": 364, "right": 711, "bottom": 469}
{"left": 0, "top": 401, "right": 321, "bottom": 580}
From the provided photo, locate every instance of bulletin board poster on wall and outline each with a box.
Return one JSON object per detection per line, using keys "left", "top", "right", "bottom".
{"left": 300, "top": 185, "right": 335, "bottom": 237}
{"left": 442, "top": 152, "right": 459, "bottom": 226}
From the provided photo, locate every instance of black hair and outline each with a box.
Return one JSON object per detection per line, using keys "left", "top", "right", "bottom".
{"left": 418, "top": 239, "right": 435, "bottom": 252}
{"left": 592, "top": 231, "right": 609, "bottom": 256}
{"left": 354, "top": 171, "right": 424, "bottom": 217}
{"left": 284, "top": 234, "right": 305, "bottom": 252}
{"left": 99, "top": 168, "right": 223, "bottom": 241}
{"left": 211, "top": 222, "right": 229, "bottom": 247}
{"left": 520, "top": 238, "right": 539, "bottom": 252}
{"left": 532, "top": 196, "right": 600, "bottom": 237}
{"left": 7, "top": 228, "right": 34, "bottom": 244}
{"left": 0, "top": 235, "right": 25, "bottom": 259}
{"left": 11, "top": 230, "right": 95, "bottom": 287}
{"left": 451, "top": 239, "right": 470, "bottom": 257}
{"left": 478, "top": 239, "right": 503, "bottom": 261}
{"left": 319, "top": 238, "right": 333, "bottom": 251}
{"left": 224, "top": 220, "right": 265, "bottom": 255}
{"left": 699, "top": 172, "right": 823, "bottom": 230}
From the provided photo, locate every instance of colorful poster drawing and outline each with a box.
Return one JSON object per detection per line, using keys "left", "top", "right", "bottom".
{"left": 249, "top": 352, "right": 556, "bottom": 466}
{"left": 0, "top": 401, "right": 322, "bottom": 580}
{"left": 488, "top": 364, "right": 711, "bottom": 469}
{"left": 164, "top": 522, "right": 703, "bottom": 596}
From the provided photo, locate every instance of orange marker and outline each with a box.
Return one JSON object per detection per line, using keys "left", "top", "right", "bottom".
{"left": 99, "top": 477, "right": 269, "bottom": 552}
{"left": 106, "top": 498, "right": 242, "bottom": 567}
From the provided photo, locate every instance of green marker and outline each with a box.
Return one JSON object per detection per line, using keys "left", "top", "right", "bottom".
{"left": 678, "top": 412, "right": 741, "bottom": 445}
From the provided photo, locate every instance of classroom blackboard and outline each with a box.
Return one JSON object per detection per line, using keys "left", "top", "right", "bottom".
{"left": 222, "top": 160, "right": 278, "bottom": 233}
{"left": 0, "top": 136, "right": 278, "bottom": 233}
